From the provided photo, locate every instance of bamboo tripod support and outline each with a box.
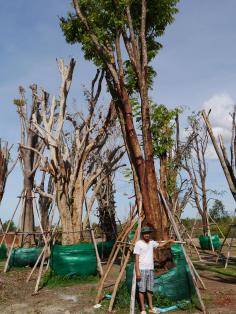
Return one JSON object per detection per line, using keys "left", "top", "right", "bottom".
{"left": 108, "top": 227, "right": 139, "bottom": 312}
{"left": 84, "top": 194, "right": 103, "bottom": 277}
{"left": 216, "top": 209, "right": 236, "bottom": 265}
{"left": 0, "top": 191, "right": 23, "bottom": 246}
{"left": 4, "top": 193, "right": 26, "bottom": 273}
{"left": 159, "top": 190, "right": 207, "bottom": 313}
{"left": 95, "top": 216, "right": 138, "bottom": 305}
{"left": 175, "top": 215, "right": 203, "bottom": 262}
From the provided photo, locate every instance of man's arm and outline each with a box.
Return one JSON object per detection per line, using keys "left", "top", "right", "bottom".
{"left": 135, "top": 254, "right": 141, "bottom": 281}
{"left": 157, "top": 239, "right": 175, "bottom": 248}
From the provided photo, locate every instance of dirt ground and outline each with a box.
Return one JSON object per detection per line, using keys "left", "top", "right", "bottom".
{"left": 0, "top": 252, "right": 236, "bottom": 314}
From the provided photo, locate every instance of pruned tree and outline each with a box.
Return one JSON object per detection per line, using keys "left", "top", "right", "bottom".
{"left": 31, "top": 59, "right": 124, "bottom": 244}
{"left": 183, "top": 113, "right": 211, "bottom": 236}
{"left": 61, "top": 0, "right": 179, "bottom": 240}
{"left": 14, "top": 85, "right": 44, "bottom": 247}
{"left": 202, "top": 108, "right": 236, "bottom": 202}
{"left": 0, "top": 140, "right": 12, "bottom": 205}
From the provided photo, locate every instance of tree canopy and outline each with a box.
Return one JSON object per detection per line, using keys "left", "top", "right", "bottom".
{"left": 60, "top": 0, "right": 179, "bottom": 93}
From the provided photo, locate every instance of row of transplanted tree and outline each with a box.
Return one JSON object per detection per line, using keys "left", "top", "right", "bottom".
{"left": 0, "top": 0, "right": 234, "bottom": 248}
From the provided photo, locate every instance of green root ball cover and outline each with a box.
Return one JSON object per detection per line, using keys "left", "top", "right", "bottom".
{"left": 97, "top": 240, "right": 115, "bottom": 258}
{"left": 0, "top": 244, "right": 7, "bottom": 260}
{"left": 126, "top": 244, "right": 195, "bottom": 301}
{"left": 8, "top": 247, "right": 42, "bottom": 268}
{"left": 198, "top": 234, "right": 221, "bottom": 250}
{"left": 50, "top": 243, "right": 97, "bottom": 277}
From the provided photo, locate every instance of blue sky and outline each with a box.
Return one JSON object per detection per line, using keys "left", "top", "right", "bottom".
{"left": 0, "top": 1, "right": 236, "bottom": 223}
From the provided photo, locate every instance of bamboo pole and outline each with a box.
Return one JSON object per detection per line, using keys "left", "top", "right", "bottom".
{"left": 34, "top": 249, "right": 47, "bottom": 294}
{"left": 26, "top": 247, "right": 45, "bottom": 282}
{"left": 0, "top": 193, "right": 22, "bottom": 246}
{"left": 224, "top": 235, "right": 234, "bottom": 269}
{"left": 84, "top": 195, "right": 103, "bottom": 277}
{"left": 26, "top": 220, "right": 60, "bottom": 283}
{"left": 95, "top": 218, "right": 137, "bottom": 304}
{"left": 108, "top": 227, "right": 139, "bottom": 312}
{"left": 129, "top": 214, "right": 142, "bottom": 314}
{"left": 208, "top": 212, "right": 230, "bottom": 247}
{"left": 4, "top": 234, "right": 17, "bottom": 272}
{"left": 175, "top": 215, "right": 202, "bottom": 262}
{"left": 216, "top": 209, "right": 236, "bottom": 263}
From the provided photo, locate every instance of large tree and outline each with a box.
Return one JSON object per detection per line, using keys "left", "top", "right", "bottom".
{"left": 14, "top": 85, "right": 44, "bottom": 247}
{"left": 32, "top": 59, "right": 124, "bottom": 244}
{"left": 61, "top": 0, "right": 179, "bottom": 239}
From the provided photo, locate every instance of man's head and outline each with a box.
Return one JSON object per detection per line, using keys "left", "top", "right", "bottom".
{"left": 141, "top": 226, "right": 153, "bottom": 242}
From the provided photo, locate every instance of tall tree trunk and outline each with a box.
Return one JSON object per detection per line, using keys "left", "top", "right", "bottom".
{"left": 110, "top": 83, "right": 164, "bottom": 239}
{"left": 160, "top": 153, "right": 170, "bottom": 239}
{"left": 96, "top": 175, "right": 117, "bottom": 241}
{"left": 38, "top": 174, "right": 53, "bottom": 231}
{"left": 56, "top": 186, "right": 75, "bottom": 245}
{"left": 21, "top": 176, "right": 35, "bottom": 247}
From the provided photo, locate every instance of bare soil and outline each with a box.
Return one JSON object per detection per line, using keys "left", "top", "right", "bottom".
{"left": 0, "top": 256, "right": 236, "bottom": 314}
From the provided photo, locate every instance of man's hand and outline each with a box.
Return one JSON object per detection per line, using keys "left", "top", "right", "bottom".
{"left": 136, "top": 271, "right": 141, "bottom": 281}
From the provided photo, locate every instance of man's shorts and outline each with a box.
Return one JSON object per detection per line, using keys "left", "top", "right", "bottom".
{"left": 137, "top": 270, "right": 154, "bottom": 293}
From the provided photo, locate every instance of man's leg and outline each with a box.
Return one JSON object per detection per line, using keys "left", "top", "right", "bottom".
{"left": 138, "top": 292, "right": 146, "bottom": 312}
{"left": 147, "top": 290, "right": 153, "bottom": 310}
{"left": 137, "top": 270, "right": 147, "bottom": 313}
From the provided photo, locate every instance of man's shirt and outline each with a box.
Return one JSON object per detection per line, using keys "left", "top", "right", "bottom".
{"left": 133, "top": 240, "right": 159, "bottom": 270}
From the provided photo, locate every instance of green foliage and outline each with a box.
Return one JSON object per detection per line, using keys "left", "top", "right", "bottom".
{"left": 2, "top": 220, "right": 16, "bottom": 231}
{"left": 209, "top": 199, "right": 229, "bottom": 221}
{"left": 182, "top": 217, "right": 235, "bottom": 238}
{"left": 151, "top": 104, "right": 181, "bottom": 157}
{"left": 13, "top": 98, "right": 25, "bottom": 107}
{"left": 122, "top": 166, "right": 133, "bottom": 183}
{"left": 61, "top": 0, "right": 179, "bottom": 92}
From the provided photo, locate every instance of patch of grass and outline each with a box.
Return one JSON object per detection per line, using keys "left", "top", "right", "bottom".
{"left": 103, "top": 282, "right": 196, "bottom": 313}
{"left": 194, "top": 262, "right": 236, "bottom": 277}
{"left": 40, "top": 270, "right": 99, "bottom": 289}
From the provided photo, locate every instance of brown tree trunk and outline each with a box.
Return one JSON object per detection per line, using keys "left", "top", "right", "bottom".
{"left": 96, "top": 176, "right": 117, "bottom": 241}
{"left": 21, "top": 176, "right": 35, "bottom": 247}
{"left": 160, "top": 153, "right": 170, "bottom": 239}
{"left": 38, "top": 174, "right": 53, "bottom": 231}
{"left": 111, "top": 82, "right": 164, "bottom": 239}
{"left": 56, "top": 183, "right": 75, "bottom": 245}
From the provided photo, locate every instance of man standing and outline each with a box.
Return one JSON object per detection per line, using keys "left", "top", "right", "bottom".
{"left": 134, "top": 226, "right": 174, "bottom": 314}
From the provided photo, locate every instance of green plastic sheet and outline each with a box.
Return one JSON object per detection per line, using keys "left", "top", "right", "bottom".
{"left": 8, "top": 247, "right": 42, "bottom": 268}
{"left": 97, "top": 240, "right": 115, "bottom": 258}
{"left": 198, "top": 234, "right": 221, "bottom": 250}
{"left": 126, "top": 244, "right": 195, "bottom": 301}
{"left": 0, "top": 244, "right": 7, "bottom": 260}
{"left": 50, "top": 243, "right": 97, "bottom": 277}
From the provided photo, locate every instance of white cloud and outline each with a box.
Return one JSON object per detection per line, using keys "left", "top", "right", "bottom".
{"left": 201, "top": 93, "right": 234, "bottom": 159}
{"left": 205, "top": 144, "right": 217, "bottom": 160}
{"left": 202, "top": 93, "right": 234, "bottom": 139}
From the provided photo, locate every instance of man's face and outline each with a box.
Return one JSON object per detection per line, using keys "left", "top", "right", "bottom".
{"left": 142, "top": 232, "right": 151, "bottom": 242}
